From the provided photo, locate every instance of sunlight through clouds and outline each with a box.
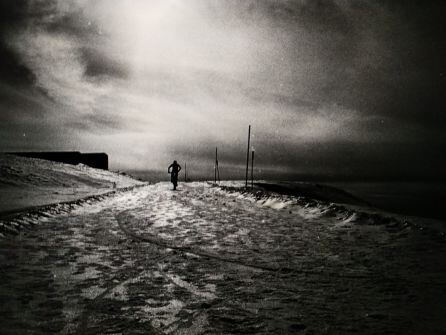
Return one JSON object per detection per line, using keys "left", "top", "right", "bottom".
{"left": 1, "top": 0, "right": 444, "bottom": 178}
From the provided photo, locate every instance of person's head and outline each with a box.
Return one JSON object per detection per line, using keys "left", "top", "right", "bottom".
{"left": 173, "top": 160, "right": 177, "bottom": 165}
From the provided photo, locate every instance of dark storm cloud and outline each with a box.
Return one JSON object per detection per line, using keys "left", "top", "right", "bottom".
{"left": 343, "top": 2, "right": 446, "bottom": 124}
{"left": 46, "top": 9, "right": 100, "bottom": 38}
{"left": 259, "top": 0, "right": 355, "bottom": 33}
{"left": 232, "top": 0, "right": 446, "bottom": 136}
{"left": 0, "top": 0, "right": 29, "bottom": 28}
{"left": 173, "top": 136, "right": 446, "bottom": 181}
{"left": 319, "top": 1, "right": 446, "bottom": 130}
{"left": 0, "top": 43, "right": 36, "bottom": 87}
{"left": 0, "top": 0, "right": 118, "bottom": 88}
{"left": 0, "top": 1, "right": 35, "bottom": 88}
{"left": 79, "top": 47, "right": 129, "bottom": 80}
{"left": 0, "top": 0, "right": 74, "bottom": 152}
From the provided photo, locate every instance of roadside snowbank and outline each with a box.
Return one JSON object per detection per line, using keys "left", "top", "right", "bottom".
{"left": 0, "top": 154, "right": 143, "bottom": 214}
{"left": 217, "top": 181, "right": 446, "bottom": 239}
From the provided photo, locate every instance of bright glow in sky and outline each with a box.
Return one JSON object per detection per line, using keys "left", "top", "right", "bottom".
{"left": 1, "top": 0, "right": 445, "bottom": 179}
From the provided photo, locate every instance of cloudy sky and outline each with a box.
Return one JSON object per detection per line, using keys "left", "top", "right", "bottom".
{"left": 1, "top": 0, "right": 445, "bottom": 179}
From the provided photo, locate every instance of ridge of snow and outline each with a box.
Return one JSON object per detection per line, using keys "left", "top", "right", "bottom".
{"left": 0, "top": 153, "right": 143, "bottom": 213}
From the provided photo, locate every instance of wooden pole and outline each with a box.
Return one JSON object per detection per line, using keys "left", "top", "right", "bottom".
{"left": 214, "top": 147, "right": 217, "bottom": 184}
{"left": 184, "top": 162, "right": 187, "bottom": 182}
{"left": 251, "top": 149, "right": 254, "bottom": 189}
{"left": 245, "top": 125, "right": 251, "bottom": 188}
{"left": 216, "top": 148, "right": 220, "bottom": 183}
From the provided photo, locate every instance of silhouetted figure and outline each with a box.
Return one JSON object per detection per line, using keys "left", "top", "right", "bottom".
{"left": 168, "top": 160, "right": 182, "bottom": 190}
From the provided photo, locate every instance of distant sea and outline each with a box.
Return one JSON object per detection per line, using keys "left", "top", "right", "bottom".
{"left": 325, "top": 181, "right": 446, "bottom": 222}
{"left": 125, "top": 170, "right": 446, "bottom": 221}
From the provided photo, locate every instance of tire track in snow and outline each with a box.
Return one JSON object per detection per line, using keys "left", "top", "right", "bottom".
{"left": 76, "top": 253, "right": 168, "bottom": 335}
{"left": 115, "top": 210, "right": 288, "bottom": 273}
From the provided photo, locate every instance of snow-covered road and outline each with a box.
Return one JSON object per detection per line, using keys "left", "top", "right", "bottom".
{"left": 0, "top": 182, "right": 445, "bottom": 334}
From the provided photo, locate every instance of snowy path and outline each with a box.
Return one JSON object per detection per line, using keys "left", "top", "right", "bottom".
{"left": 0, "top": 182, "right": 445, "bottom": 334}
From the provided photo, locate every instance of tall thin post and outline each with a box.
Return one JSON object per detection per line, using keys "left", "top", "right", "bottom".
{"left": 214, "top": 147, "right": 217, "bottom": 184}
{"left": 184, "top": 162, "right": 187, "bottom": 182}
{"left": 251, "top": 149, "right": 254, "bottom": 189}
{"left": 245, "top": 125, "right": 251, "bottom": 188}
{"left": 216, "top": 148, "right": 220, "bottom": 183}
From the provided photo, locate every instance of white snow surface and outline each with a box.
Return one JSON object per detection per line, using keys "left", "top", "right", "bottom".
{"left": 0, "top": 154, "right": 143, "bottom": 213}
{"left": 0, "top": 176, "right": 445, "bottom": 333}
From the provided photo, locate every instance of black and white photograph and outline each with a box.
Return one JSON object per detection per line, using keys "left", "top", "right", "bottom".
{"left": 0, "top": 0, "right": 445, "bottom": 333}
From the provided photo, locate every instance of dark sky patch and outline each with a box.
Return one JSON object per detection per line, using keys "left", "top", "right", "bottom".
{"left": 0, "top": 42, "right": 36, "bottom": 87}
{"left": 45, "top": 9, "right": 101, "bottom": 38}
{"left": 279, "top": 1, "right": 446, "bottom": 139}
{"left": 0, "top": 1, "right": 36, "bottom": 88}
{"left": 0, "top": 0, "right": 29, "bottom": 30}
{"left": 174, "top": 139, "right": 446, "bottom": 181}
{"left": 79, "top": 47, "right": 129, "bottom": 80}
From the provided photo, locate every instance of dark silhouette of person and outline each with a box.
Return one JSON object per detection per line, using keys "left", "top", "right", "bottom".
{"left": 168, "top": 160, "right": 182, "bottom": 190}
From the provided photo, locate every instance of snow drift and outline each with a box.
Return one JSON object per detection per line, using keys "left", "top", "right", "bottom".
{"left": 0, "top": 153, "right": 143, "bottom": 214}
